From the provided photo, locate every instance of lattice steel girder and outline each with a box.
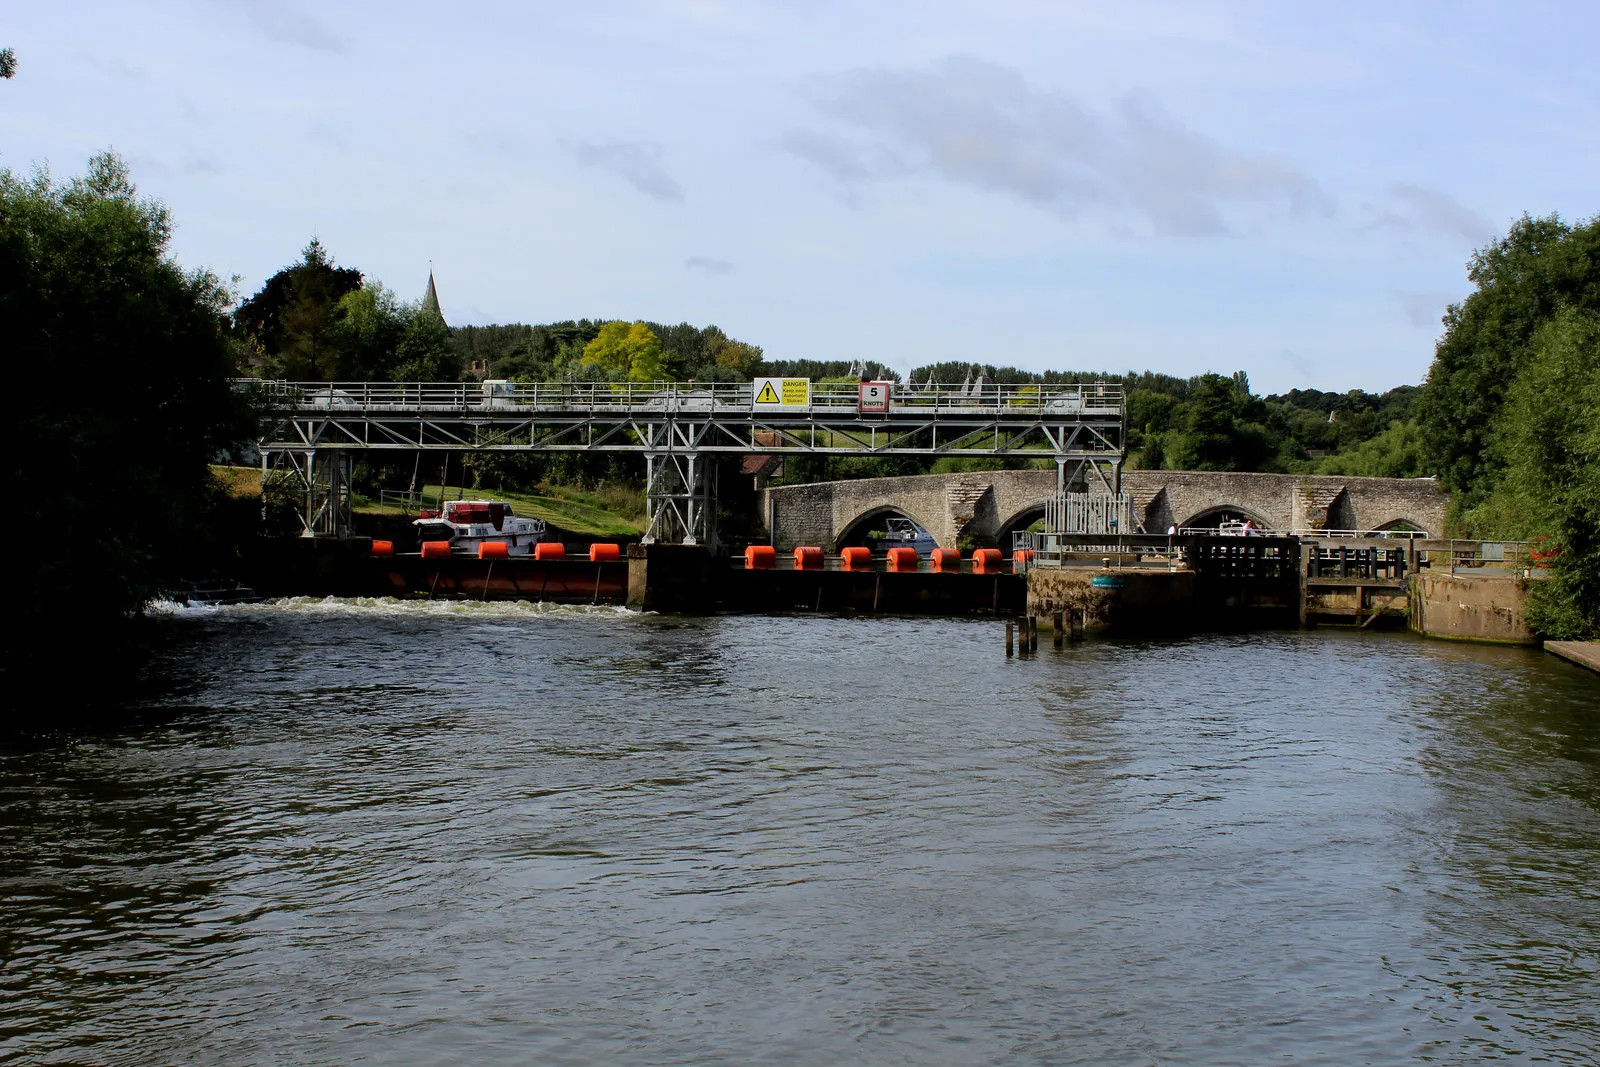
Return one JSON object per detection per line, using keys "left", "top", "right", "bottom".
{"left": 259, "top": 412, "right": 1124, "bottom": 456}
{"left": 261, "top": 447, "right": 353, "bottom": 537}
{"left": 642, "top": 451, "right": 716, "bottom": 547}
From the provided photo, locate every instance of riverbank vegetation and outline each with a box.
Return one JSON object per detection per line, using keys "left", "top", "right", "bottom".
{"left": 1414, "top": 214, "right": 1600, "bottom": 638}
{"left": 4, "top": 153, "right": 251, "bottom": 648}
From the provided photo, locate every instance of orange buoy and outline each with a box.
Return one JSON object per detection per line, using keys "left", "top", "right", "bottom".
{"left": 478, "top": 541, "right": 509, "bottom": 559}
{"left": 420, "top": 540, "right": 452, "bottom": 559}
{"left": 370, "top": 540, "right": 394, "bottom": 557}
{"left": 793, "top": 546, "right": 824, "bottom": 570}
{"left": 840, "top": 546, "right": 873, "bottom": 571}
{"left": 972, "top": 548, "right": 1003, "bottom": 573}
{"left": 745, "top": 544, "right": 777, "bottom": 569}
{"left": 1014, "top": 548, "right": 1035, "bottom": 564}
{"left": 930, "top": 547, "right": 961, "bottom": 572}
{"left": 533, "top": 542, "right": 566, "bottom": 561}
{"left": 886, "top": 546, "right": 919, "bottom": 572}
{"left": 589, "top": 542, "right": 621, "bottom": 562}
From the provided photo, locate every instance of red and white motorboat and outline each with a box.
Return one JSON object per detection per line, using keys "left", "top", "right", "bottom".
{"left": 413, "top": 500, "right": 548, "bottom": 556}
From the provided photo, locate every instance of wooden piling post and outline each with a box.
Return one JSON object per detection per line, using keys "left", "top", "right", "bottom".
{"left": 1070, "top": 608, "right": 1084, "bottom": 642}
{"left": 1053, "top": 612, "right": 1065, "bottom": 648}
{"left": 1005, "top": 620, "right": 1014, "bottom": 657}
{"left": 1028, "top": 614, "right": 1039, "bottom": 651}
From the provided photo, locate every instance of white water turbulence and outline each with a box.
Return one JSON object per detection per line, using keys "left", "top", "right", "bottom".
{"left": 147, "top": 595, "right": 642, "bottom": 620}
{"left": 3, "top": 613, "right": 1599, "bottom": 1065}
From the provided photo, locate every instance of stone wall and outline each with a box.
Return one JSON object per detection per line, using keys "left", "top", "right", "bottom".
{"left": 1409, "top": 572, "right": 1538, "bottom": 645}
{"left": 759, "top": 470, "right": 1450, "bottom": 551}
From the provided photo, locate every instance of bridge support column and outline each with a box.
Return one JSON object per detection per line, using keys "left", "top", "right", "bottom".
{"left": 263, "top": 447, "right": 354, "bottom": 539}
{"left": 643, "top": 451, "right": 718, "bottom": 548}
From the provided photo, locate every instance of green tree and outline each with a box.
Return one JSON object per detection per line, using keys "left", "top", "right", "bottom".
{"left": 1416, "top": 213, "right": 1600, "bottom": 510}
{"left": 2, "top": 152, "right": 249, "bottom": 636}
{"left": 1, "top": 47, "right": 15, "bottom": 79}
{"left": 713, "top": 337, "right": 763, "bottom": 378}
{"left": 235, "top": 238, "right": 363, "bottom": 378}
{"left": 1315, "top": 420, "right": 1426, "bottom": 478}
{"left": 582, "top": 321, "right": 665, "bottom": 382}
{"left": 394, "top": 309, "right": 460, "bottom": 381}
{"left": 1467, "top": 310, "right": 1600, "bottom": 637}
{"left": 333, "top": 282, "right": 408, "bottom": 380}
{"left": 278, "top": 243, "right": 345, "bottom": 379}
{"left": 1164, "top": 373, "right": 1275, "bottom": 471}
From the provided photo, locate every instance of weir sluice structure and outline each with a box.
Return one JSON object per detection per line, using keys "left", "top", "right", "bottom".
{"left": 243, "top": 378, "right": 1486, "bottom": 637}
{"left": 248, "top": 378, "right": 1128, "bottom": 546}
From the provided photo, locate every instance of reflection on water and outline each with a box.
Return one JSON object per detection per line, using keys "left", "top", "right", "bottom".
{"left": 2, "top": 601, "right": 1598, "bottom": 1064}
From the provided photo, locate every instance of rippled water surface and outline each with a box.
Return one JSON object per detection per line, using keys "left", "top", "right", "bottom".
{"left": 3, "top": 599, "right": 1600, "bottom": 1065}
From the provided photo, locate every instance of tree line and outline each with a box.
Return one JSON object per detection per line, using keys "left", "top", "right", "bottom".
{"left": 233, "top": 240, "right": 1422, "bottom": 478}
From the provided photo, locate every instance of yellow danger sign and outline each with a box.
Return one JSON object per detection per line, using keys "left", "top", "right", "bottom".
{"left": 753, "top": 377, "right": 810, "bottom": 408}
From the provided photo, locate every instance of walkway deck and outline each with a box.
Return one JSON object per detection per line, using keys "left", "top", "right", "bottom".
{"left": 1545, "top": 640, "right": 1600, "bottom": 675}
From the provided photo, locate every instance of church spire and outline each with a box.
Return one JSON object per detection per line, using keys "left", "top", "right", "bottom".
{"left": 421, "top": 267, "right": 445, "bottom": 325}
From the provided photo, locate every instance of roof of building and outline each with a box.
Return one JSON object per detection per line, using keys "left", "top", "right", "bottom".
{"left": 421, "top": 269, "right": 446, "bottom": 325}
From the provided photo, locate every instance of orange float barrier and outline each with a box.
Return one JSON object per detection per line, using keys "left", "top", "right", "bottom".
{"left": 420, "top": 540, "right": 452, "bottom": 559}
{"left": 533, "top": 542, "right": 566, "bottom": 561}
{"left": 886, "top": 546, "right": 919, "bottom": 572}
{"left": 793, "top": 546, "right": 824, "bottom": 570}
{"left": 1013, "top": 548, "right": 1035, "bottom": 565}
{"left": 930, "top": 548, "right": 961, "bottom": 572}
{"left": 744, "top": 545, "right": 777, "bottom": 569}
{"left": 971, "top": 548, "right": 1003, "bottom": 573}
{"left": 840, "top": 546, "right": 873, "bottom": 571}
{"left": 370, "top": 540, "right": 394, "bottom": 557}
{"left": 478, "top": 541, "right": 509, "bottom": 559}
{"left": 589, "top": 542, "right": 621, "bottom": 562}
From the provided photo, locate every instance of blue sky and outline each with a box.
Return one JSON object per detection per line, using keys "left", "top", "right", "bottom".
{"left": 5, "top": 1, "right": 1597, "bottom": 392}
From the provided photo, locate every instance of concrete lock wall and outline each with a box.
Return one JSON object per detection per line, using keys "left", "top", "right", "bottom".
{"left": 758, "top": 470, "right": 1450, "bottom": 551}
{"left": 1409, "top": 572, "right": 1538, "bottom": 645}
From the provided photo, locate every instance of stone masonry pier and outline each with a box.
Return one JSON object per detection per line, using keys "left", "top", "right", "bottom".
{"left": 757, "top": 469, "right": 1450, "bottom": 551}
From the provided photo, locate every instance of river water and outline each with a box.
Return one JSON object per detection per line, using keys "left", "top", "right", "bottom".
{"left": 2, "top": 600, "right": 1598, "bottom": 1065}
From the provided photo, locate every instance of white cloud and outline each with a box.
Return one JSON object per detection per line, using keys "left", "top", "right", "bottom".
{"left": 575, "top": 141, "right": 684, "bottom": 203}
{"left": 1382, "top": 183, "right": 1494, "bottom": 243}
{"left": 787, "top": 56, "right": 1333, "bottom": 235}
{"left": 685, "top": 256, "right": 732, "bottom": 274}
{"left": 221, "top": 0, "right": 347, "bottom": 52}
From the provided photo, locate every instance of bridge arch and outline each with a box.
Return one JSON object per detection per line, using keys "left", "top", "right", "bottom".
{"left": 1179, "top": 504, "right": 1274, "bottom": 531}
{"left": 1373, "top": 517, "right": 1430, "bottom": 537}
{"left": 995, "top": 503, "right": 1049, "bottom": 555}
{"left": 834, "top": 504, "right": 944, "bottom": 551}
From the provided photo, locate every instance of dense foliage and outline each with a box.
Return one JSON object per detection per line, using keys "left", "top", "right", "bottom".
{"left": 456, "top": 319, "right": 769, "bottom": 383}
{"left": 903, "top": 363, "right": 1423, "bottom": 477}
{"left": 235, "top": 241, "right": 456, "bottom": 381}
{"left": 1417, "top": 215, "right": 1600, "bottom": 513}
{"left": 2, "top": 153, "right": 249, "bottom": 632}
{"left": 1415, "top": 214, "right": 1600, "bottom": 637}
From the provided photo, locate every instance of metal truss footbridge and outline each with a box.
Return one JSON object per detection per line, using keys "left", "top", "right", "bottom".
{"left": 245, "top": 379, "right": 1126, "bottom": 545}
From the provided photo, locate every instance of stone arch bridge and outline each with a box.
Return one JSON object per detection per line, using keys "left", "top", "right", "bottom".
{"left": 757, "top": 469, "right": 1449, "bottom": 551}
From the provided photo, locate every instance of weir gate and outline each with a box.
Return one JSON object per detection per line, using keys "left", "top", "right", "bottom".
{"left": 246, "top": 379, "right": 1126, "bottom": 544}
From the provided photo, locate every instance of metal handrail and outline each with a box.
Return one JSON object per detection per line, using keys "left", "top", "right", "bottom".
{"left": 1289, "top": 528, "right": 1427, "bottom": 540}
{"left": 1438, "top": 539, "right": 1535, "bottom": 575}
{"left": 232, "top": 378, "right": 1125, "bottom": 416}
{"left": 1165, "top": 526, "right": 1429, "bottom": 539}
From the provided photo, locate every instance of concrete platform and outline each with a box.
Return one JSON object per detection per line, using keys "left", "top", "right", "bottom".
{"left": 1545, "top": 641, "right": 1600, "bottom": 675}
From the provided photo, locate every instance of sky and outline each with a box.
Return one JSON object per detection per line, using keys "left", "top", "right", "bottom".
{"left": 5, "top": 1, "right": 1598, "bottom": 393}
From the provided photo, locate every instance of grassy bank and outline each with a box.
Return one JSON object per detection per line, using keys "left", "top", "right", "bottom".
{"left": 362, "top": 482, "right": 645, "bottom": 537}
{"left": 212, "top": 467, "right": 646, "bottom": 537}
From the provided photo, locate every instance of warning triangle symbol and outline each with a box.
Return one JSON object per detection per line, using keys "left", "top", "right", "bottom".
{"left": 755, "top": 381, "right": 781, "bottom": 404}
